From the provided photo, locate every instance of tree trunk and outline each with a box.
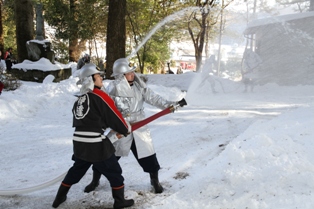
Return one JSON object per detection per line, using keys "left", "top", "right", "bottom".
{"left": 196, "top": 11, "right": 207, "bottom": 72}
{"left": 15, "top": 0, "right": 34, "bottom": 63}
{"left": 217, "top": 3, "right": 224, "bottom": 77}
{"left": 0, "top": 1, "right": 4, "bottom": 57}
{"left": 188, "top": 3, "right": 209, "bottom": 72}
{"left": 69, "top": 0, "right": 79, "bottom": 62}
{"left": 106, "top": 0, "right": 126, "bottom": 78}
{"left": 205, "top": 19, "right": 209, "bottom": 58}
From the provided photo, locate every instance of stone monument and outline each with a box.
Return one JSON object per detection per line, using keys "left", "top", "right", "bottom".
{"left": 26, "top": 3, "right": 55, "bottom": 63}
{"left": 11, "top": 3, "right": 71, "bottom": 83}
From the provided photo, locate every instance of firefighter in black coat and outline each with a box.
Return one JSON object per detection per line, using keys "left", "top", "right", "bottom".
{"left": 52, "top": 63, "right": 134, "bottom": 209}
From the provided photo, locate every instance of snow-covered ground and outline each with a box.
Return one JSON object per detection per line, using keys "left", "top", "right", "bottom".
{"left": 0, "top": 67, "right": 313, "bottom": 208}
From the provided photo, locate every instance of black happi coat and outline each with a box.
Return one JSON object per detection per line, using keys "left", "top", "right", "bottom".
{"left": 72, "top": 88, "right": 128, "bottom": 162}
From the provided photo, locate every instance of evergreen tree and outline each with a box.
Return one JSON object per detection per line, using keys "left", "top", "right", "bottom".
{"left": 44, "top": 0, "right": 108, "bottom": 62}
{"left": 0, "top": 0, "right": 4, "bottom": 56}
{"left": 68, "top": 0, "right": 79, "bottom": 62}
{"left": 15, "top": 0, "right": 34, "bottom": 62}
{"left": 106, "top": 0, "right": 126, "bottom": 78}
{"left": 126, "top": 0, "right": 181, "bottom": 74}
{"left": 2, "top": 0, "right": 16, "bottom": 58}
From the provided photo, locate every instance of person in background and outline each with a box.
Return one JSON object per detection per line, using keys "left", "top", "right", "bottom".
{"left": 241, "top": 49, "right": 262, "bottom": 93}
{"left": 4, "top": 48, "right": 15, "bottom": 71}
{"left": 84, "top": 58, "right": 186, "bottom": 194}
{"left": 199, "top": 55, "right": 218, "bottom": 94}
{"left": 176, "top": 66, "right": 183, "bottom": 74}
{"left": 0, "top": 81, "right": 3, "bottom": 95}
{"left": 167, "top": 61, "right": 174, "bottom": 74}
{"left": 0, "top": 51, "right": 5, "bottom": 95}
{"left": 98, "top": 59, "right": 106, "bottom": 74}
{"left": 52, "top": 63, "right": 134, "bottom": 209}
{"left": 77, "top": 54, "right": 91, "bottom": 70}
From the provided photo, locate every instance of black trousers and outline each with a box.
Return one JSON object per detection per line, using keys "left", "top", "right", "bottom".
{"left": 125, "top": 138, "right": 160, "bottom": 173}
{"left": 5, "top": 60, "right": 12, "bottom": 71}
{"left": 92, "top": 138, "right": 160, "bottom": 174}
{"left": 63, "top": 154, "right": 124, "bottom": 188}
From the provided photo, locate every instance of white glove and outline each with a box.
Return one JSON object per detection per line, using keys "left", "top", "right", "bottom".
{"left": 107, "top": 130, "right": 119, "bottom": 143}
{"left": 106, "top": 120, "right": 131, "bottom": 144}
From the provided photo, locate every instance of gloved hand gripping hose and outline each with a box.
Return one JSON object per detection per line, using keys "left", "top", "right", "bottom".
{"left": 131, "top": 98, "right": 187, "bottom": 131}
{"left": 177, "top": 98, "right": 187, "bottom": 107}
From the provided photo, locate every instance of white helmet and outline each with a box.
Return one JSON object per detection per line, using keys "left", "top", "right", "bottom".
{"left": 78, "top": 63, "right": 101, "bottom": 94}
{"left": 111, "top": 58, "right": 136, "bottom": 77}
{"left": 79, "top": 63, "right": 100, "bottom": 80}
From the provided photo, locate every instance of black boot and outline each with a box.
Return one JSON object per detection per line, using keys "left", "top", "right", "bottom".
{"left": 52, "top": 183, "right": 70, "bottom": 208}
{"left": 84, "top": 170, "right": 101, "bottom": 193}
{"left": 150, "top": 172, "right": 163, "bottom": 193}
{"left": 112, "top": 186, "right": 134, "bottom": 209}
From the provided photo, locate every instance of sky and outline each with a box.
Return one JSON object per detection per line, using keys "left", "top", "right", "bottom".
{"left": 0, "top": 58, "right": 313, "bottom": 209}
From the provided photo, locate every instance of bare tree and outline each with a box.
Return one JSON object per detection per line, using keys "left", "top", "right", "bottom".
{"left": 187, "top": 0, "right": 233, "bottom": 73}
{"left": 276, "top": 0, "right": 314, "bottom": 12}
{"left": 187, "top": 0, "right": 213, "bottom": 72}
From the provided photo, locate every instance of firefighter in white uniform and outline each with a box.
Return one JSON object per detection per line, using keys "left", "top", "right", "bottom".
{"left": 84, "top": 58, "right": 186, "bottom": 194}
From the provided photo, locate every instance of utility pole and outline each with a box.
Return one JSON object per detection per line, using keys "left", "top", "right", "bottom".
{"left": 217, "top": 0, "right": 224, "bottom": 77}
{"left": 310, "top": 0, "right": 314, "bottom": 11}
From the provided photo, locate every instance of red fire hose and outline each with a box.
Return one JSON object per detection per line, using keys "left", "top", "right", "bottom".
{"left": 131, "top": 105, "right": 176, "bottom": 131}
{"left": 0, "top": 104, "right": 184, "bottom": 196}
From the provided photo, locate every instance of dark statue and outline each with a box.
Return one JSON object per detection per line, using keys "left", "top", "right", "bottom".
{"left": 26, "top": 3, "right": 55, "bottom": 63}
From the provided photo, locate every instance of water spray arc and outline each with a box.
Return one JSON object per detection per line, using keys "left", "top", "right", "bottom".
{"left": 0, "top": 7, "right": 196, "bottom": 197}
{"left": 126, "top": 6, "right": 200, "bottom": 59}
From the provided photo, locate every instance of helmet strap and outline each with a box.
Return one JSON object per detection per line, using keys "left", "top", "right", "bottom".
{"left": 127, "top": 80, "right": 134, "bottom": 86}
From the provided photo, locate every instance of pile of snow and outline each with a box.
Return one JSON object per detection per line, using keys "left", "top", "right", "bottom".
{"left": 0, "top": 70, "right": 313, "bottom": 208}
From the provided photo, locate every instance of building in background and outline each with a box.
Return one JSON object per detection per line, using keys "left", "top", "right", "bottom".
{"left": 244, "top": 11, "right": 314, "bottom": 85}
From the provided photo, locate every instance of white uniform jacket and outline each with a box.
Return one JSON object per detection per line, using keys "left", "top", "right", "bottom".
{"left": 106, "top": 73, "right": 174, "bottom": 159}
